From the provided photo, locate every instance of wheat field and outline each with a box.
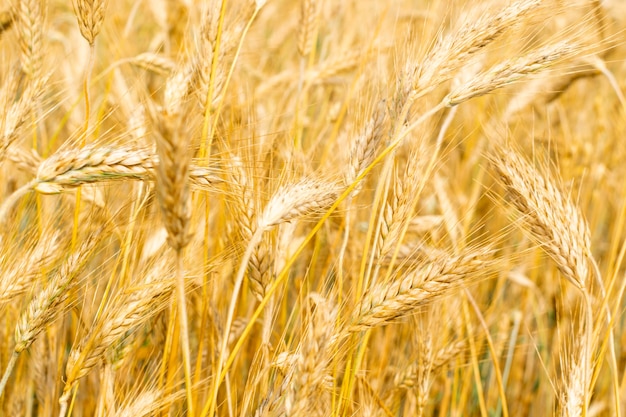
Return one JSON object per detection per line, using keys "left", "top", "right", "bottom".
{"left": 0, "top": 0, "right": 625, "bottom": 415}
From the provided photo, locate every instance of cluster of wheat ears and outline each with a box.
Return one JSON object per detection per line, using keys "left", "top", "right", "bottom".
{"left": 0, "top": 0, "right": 625, "bottom": 415}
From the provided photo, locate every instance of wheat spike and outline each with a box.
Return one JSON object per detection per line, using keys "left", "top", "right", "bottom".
{"left": 492, "top": 147, "right": 591, "bottom": 290}
{"left": 297, "top": 0, "right": 320, "bottom": 57}
{"left": 445, "top": 41, "right": 577, "bottom": 106}
{"left": 258, "top": 178, "right": 341, "bottom": 231}
{"left": 14, "top": 232, "right": 100, "bottom": 354}
{"left": 72, "top": 0, "right": 107, "bottom": 45}
{"left": 350, "top": 249, "right": 489, "bottom": 332}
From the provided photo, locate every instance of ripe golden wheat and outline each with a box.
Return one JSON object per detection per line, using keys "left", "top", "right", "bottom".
{"left": 0, "top": 0, "right": 623, "bottom": 416}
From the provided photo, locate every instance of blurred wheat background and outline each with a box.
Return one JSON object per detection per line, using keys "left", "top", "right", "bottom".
{"left": 0, "top": 0, "right": 625, "bottom": 415}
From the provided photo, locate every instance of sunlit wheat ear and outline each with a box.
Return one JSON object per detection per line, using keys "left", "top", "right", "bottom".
{"left": 227, "top": 156, "right": 271, "bottom": 301}
{"left": 285, "top": 293, "right": 336, "bottom": 416}
{"left": 491, "top": 147, "right": 591, "bottom": 290}
{"left": 13, "top": 0, "right": 45, "bottom": 79}
{"left": 34, "top": 145, "right": 155, "bottom": 194}
{"left": 153, "top": 115, "right": 192, "bottom": 252}
{"left": 72, "top": 0, "right": 107, "bottom": 45}
{"left": 13, "top": 233, "right": 100, "bottom": 354}
{"left": 61, "top": 258, "right": 177, "bottom": 403}
{"left": 415, "top": 0, "right": 543, "bottom": 96}
{"left": 27, "top": 143, "right": 219, "bottom": 193}
{"left": 0, "top": 232, "right": 60, "bottom": 309}
{"left": 349, "top": 248, "right": 490, "bottom": 332}
{"left": 344, "top": 99, "right": 388, "bottom": 191}
{"left": 559, "top": 328, "right": 590, "bottom": 417}
{"left": 0, "top": 72, "right": 44, "bottom": 158}
{"left": 258, "top": 178, "right": 342, "bottom": 231}
{"left": 444, "top": 41, "right": 578, "bottom": 106}
{"left": 131, "top": 52, "right": 176, "bottom": 75}
{"left": 377, "top": 143, "right": 429, "bottom": 261}
{"left": 113, "top": 389, "right": 182, "bottom": 417}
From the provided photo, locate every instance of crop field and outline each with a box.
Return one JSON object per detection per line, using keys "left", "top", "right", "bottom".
{"left": 0, "top": 0, "right": 625, "bottom": 415}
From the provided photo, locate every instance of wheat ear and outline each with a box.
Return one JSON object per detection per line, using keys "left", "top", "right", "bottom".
{"left": 297, "top": 0, "right": 319, "bottom": 57}
{"left": 445, "top": 41, "right": 578, "bottom": 106}
{"left": 492, "top": 147, "right": 595, "bottom": 414}
{"left": 0, "top": 232, "right": 60, "bottom": 309}
{"left": 72, "top": 0, "right": 107, "bottom": 45}
{"left": 153, "top": 70, "right": 194, "bottom": 411}
{"left": 491, "top": 147, "right": 591, "bottom": 290}
{"left": 349, "top": 249, "right": 490, "bottom": 332}
{"left": 61, "top": 260, "right": 177, "bottom": 408}
{"left": 415, "top": 0, "right": 542, "bottom": 97}
{"left": 0, "top": 232, "right": 100, "bottom": 397}
{"left": 284, "top": 294, "right": 336, "bottom": 416}
{"left": 13, "top": 0, "right": 45, "bottom": 79}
